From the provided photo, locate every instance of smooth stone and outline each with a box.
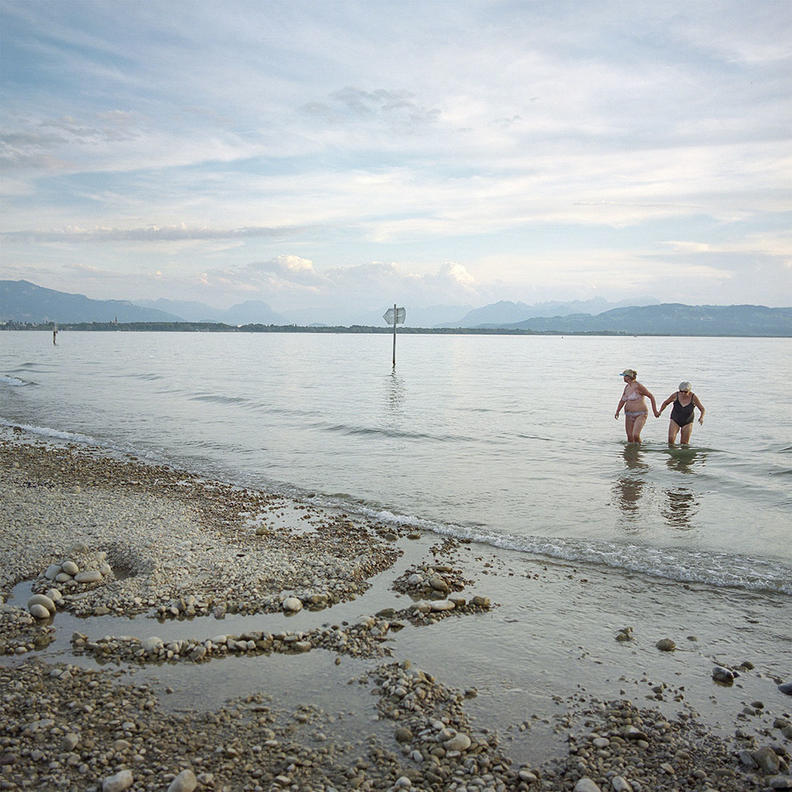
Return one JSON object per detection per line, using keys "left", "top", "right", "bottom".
{"left": 395, "top": 726, "right": 413, "bottom": 743}
{"left": 753, "top": 746, "right": 780, "bottom": 774}
{"left": 283, "top": 597, "right": 303, "bottom": 613}
{"left": 75, "top": 570, "right": 102, "bottom": 583}
{"left": 45, "top": 588, "right": 63, "bottom": 603}
{"left": 574, "top": 779, "right": 602, "bottom": 792}
{"left": 592, "top": 737, "right": 610, "bottom": 748}
{"left": 655, "top": 638, "right": 676, "bottom": 651}
{"left": 62, "top": 733, "right": 80, "bottom": 751}
{"left": 44, "top": 564, "right": 61, "bottom": 580}
{"left": 769, "top": 777, "right": 792, "bottom": 790}
{"left": 29, "top": 603, "right": 51, "bottom": 619}
{"left": 612, "top": 777, "right": 633, "bottom": 792}
{"left": 712, "top": 666, "right": 736, "bottom": 684}
{"left": 430, "top": 600, "right": 455, "bottom": 612}
{"left": 444, "top": 733, "right": 471, "bottom": 751}
{"left": 55, "top": 572, "right": 73, "bottom": 583}
{"left": 28, "top": 594, "right": 56, "bottom": 614}
{"left": 428, "top": 574, "right": 449, "bottom": 593}
{"left": 61, "top": 561, "right": 79, "bottom": 576}
{"left": 141, "top": 637, "right": 164, "bottom": 652}
{"left": 168, "top": 769, "right": 198, "bottom": 792}
{"left": 778, "top": 681, "right": 792, "bottom": 695}
{"left": 471, "top": 595, "right": 490, "bottom": 607}
{"left": 102, "top": 769, "right": 134, "bottom": 792}
{"left": 99, "top": 562, "right": 112, "bottom": 576}
{"left": 189, "top": 645, "right": 207, "bottom": 661}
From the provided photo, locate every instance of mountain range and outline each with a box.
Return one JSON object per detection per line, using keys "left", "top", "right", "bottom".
{"left": 1, "top": 279, "right": 790, "bottom": 336}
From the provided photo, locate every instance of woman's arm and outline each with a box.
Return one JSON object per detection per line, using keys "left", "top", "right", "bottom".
{"left": 638, "top": 383, "right": 659, "bottom": 417}
{"left": 658, "top": 392, "right": 676, "bottom": 414}
{"left": 615, "top": 397, "right": 626, "bottom": 419}
{"left": 693, "top": 394, "right": 705, "bottom": 423}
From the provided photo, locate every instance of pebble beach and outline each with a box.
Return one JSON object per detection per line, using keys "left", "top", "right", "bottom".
{"left": 2, "top": 430, "right": 791, "bottom": 792}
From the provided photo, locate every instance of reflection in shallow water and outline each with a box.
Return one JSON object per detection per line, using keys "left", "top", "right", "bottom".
{"left": 612, "top": 445, "right": 710, "bottom": 531}
{"left": 613, "top": 445, "right": 649, "bottom": 523}
{"left": 665, "top": 446, "right": 704, "bottom": 474}
{"left": 661, "top": 448, "right": 706, "bottom": 529}
{"left": 384, "top": 371, "right": 406, "bottom": 418}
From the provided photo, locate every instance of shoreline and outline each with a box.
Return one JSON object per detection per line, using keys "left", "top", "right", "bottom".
{"left": 1, "top": 431, "right": 791, "bottom": 791}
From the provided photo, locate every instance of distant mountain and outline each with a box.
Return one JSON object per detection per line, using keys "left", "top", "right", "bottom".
{"left": 0, "top": 280, "right": 182, "bottom": 323}
{"left": 490, "top": 304, "right": 792, "bottom": 336}
{"left": 134, "top": 298, "right": 226, "bottom": 322}
{"left": 220, "top": 300, "right": 286, "bottom": 325}
{"left": 437, "top": 298, "right": 658, "bottom": 327}
{"left": 135, "top": 297, "right": 285, "bottom": 325}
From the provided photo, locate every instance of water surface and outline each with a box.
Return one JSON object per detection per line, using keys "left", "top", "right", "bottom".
{"left": 1, "top": 330, "right": 790, "bottom": 593}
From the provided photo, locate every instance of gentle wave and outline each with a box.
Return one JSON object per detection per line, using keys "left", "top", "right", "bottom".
{"left": 304, "top": 490, "right": 792, "bottom": 596}
{"left": 313, "top": 421, "right": 479, "bottom": 443}
{"left": 0, "top": 419, "right": 95, "bottom": 445}
{"left": 1, "top": 374, "right": 32, "bottom": 386}
{"left": 191, "top": 393, "right": 251, "bottom": 406}
{"left": 3, "top": 417, "right": 789, "bottom": 597}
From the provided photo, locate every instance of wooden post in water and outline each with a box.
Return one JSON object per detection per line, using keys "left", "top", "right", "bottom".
{"left": 392, "top": 303, "right": 397, "bottom": 368}
{"left": 383, "top": 304, "right": 406, "bottom": 369}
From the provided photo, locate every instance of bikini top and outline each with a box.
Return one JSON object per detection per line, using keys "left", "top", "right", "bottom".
{"left": 624, "top": 387, "right": 641, "bottom": 400}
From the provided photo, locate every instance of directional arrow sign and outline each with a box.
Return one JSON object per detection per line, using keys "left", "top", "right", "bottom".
{"left": 383, "top": 307, "right": 406, "bottom": 324}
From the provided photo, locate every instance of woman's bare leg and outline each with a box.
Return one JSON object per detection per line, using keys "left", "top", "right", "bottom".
{"left": 668, "top": 419, "right": 681, "bottom": 444}
{"left": 680, "top": 423, "right": 694, "bottom": 444}
{"left": 627, "top": 413, "right": 648, "bottom": 442}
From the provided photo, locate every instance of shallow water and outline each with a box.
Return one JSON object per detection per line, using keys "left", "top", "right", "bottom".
{"left": 1, "top": 331, "right": 790, "bottom": 594}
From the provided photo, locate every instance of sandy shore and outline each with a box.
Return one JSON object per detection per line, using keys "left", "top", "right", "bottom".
{"left": 1, "top": 432, "right": 791, "bottom": 791}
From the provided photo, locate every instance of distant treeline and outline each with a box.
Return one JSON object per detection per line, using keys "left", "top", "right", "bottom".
{"left": 1, "top": 320, "right": 626, "bottom": 336}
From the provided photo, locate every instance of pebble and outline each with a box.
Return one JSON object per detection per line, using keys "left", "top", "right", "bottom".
{"left": 102, "top": 769, "right": 134, "bottom": 792}
{"left": 75, "top": 570, "right": 102, "bottom": 583}
{"left": 444, "top": 732, "right": 471, "bottom": 751}
{"left": 29, "top": 603, "right": 51, "bottom": 619}
{"left": 167, "top": 768, "right": 198, "bottom": 792}
{"left": 28, "top": 593, "right": 56, "bottom": 613}
{"left": 712, "top": 666, "right": 736, "bottom": 685}
{"left": 283, "top": 597, "right": 303, "bottom": 613}
{"left": 574, "top": 778, "right": 602, "bottom": 792}
{"left": 611, "top": 777, "right": 633, "bottom": 792}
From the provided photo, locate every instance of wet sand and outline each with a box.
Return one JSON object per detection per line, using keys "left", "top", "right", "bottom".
{"left": 1, "top": 430, "right": 790, "bottom": 791}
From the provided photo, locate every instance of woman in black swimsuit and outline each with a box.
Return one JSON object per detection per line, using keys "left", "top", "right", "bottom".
{"left": 658, "top": 381, "right": 705, "bottom": 445}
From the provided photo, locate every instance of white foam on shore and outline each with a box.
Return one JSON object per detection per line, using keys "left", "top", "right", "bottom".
{"left": 0, "top": 419, "right": 95, "bottom": 445}
{"left": 309, "top": 494, "right": 792, "bottom": 596}
{"left": 4, "top": 420, "right": 789, "bottom": 598}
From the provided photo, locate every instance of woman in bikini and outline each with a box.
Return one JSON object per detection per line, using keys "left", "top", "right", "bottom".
{"left": 658, "top": 381, "right": 705, "bottom": 445}
{"left": 614, "top": 368, "right": 658, "bottom": 443}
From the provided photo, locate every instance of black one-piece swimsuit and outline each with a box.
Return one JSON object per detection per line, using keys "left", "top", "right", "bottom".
{"left": 670, "top": 396, "right": 695, "bottom": 426}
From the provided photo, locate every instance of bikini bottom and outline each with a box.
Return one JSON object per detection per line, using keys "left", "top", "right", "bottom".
{"left": 624, "top": 411, "right": 647, "bottom": 418}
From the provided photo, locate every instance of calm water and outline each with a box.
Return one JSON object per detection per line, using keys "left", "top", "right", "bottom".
{"left": 1, "top": 330, "right": 790, "bottom": 594}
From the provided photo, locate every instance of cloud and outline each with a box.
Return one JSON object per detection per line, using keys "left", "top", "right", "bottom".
{"left": 0, "top": 224, "right": 313, "bottom": 243}
{"left": 302, "top": 87, "right": 441, "bottom": 128}
{"left": 2, "top": 1, "right": 790, "bottom": 311}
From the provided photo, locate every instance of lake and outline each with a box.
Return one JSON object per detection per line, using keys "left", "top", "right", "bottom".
{"left": 1, "top": 330, "right": 790, "bottom": 594}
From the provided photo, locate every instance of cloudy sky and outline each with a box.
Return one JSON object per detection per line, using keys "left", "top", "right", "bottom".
{"left": 2, "top": 0, "right": 791, "bottom": 322}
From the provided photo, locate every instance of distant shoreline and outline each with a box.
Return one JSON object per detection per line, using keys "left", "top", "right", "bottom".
{"left": 2, "top": 321, "right": 791, "bottom": 337}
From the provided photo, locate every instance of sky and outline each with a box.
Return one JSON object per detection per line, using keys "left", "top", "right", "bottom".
{"left": 1, "top": 0, "right": 791, "bottom": 323}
